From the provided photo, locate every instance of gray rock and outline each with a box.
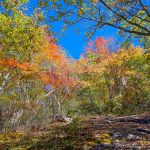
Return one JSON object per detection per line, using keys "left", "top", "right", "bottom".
{"left": 54, "top": 115, "right": 72, "bottom": 123}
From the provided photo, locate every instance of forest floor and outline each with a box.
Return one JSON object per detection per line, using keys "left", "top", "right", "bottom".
{"left": 0, "top": 114, "right": 150, "bottom": 150}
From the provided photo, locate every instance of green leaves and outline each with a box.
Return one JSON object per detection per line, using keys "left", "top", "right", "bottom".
{"left": 38, "top": 0, "right": 150, "bottom": 38}
{"left": 20, "top": 0, "right": 29, "bottom": 3}
{"left": 76, "top": 38, "right": 150, "bottom": 114}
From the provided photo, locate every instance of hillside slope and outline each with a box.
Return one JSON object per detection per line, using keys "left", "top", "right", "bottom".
{"left": 0, "top": 114, "right": 150, "bottom": 149}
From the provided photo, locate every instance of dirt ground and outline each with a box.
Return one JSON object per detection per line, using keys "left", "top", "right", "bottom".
{"left": 0, "top": 114, "right": 150, "bottom": 149}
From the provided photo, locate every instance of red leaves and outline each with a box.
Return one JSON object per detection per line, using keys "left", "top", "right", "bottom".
{"left": 1, "top": 58, "right": 18, "bottom": 68}
{"left": 95, "top": 37, "right": 110, "bottom": 58}
{"left": 86, "top": 41, "right": 93, "bottom": 53}
{"left": 84, "top": 37, "right": 110, "bottom": 62}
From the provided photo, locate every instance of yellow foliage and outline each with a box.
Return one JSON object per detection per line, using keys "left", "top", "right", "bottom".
{"left": 95, "top": 133, "right": 112, "bottom": 144}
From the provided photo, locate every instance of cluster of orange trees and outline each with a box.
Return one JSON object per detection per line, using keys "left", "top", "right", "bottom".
{"left": 0, "top": 1, "right": 149, "bottom": 131}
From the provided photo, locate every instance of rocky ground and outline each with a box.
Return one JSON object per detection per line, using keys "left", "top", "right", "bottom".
{"left": 0, "top": 114, "right": 150, "bottom": 149}
{"left": 85, "top": 115, "right": 150, "bottom": 149}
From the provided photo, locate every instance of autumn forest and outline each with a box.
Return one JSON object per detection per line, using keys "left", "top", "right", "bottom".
{"left": 0, "top": 0, "right": 150, "bottom": 149}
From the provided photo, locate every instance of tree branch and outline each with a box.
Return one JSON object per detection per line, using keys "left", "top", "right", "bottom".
{"left": 137, "top": 0, "right": 150, "bottom": 18}
{"left": 99, "top": 0, "right": 150, "bottom": 34}
{"left": 106, "top": 22, "right": 150, "bottom": 36}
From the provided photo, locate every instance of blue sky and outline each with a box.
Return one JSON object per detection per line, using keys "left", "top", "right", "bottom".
{"left": 26, "top": 0, "right": 125, "bottom": 59}
{"left": 0, "top": 0, "right": 147, "bottom": 59}
{"left": 55, "top": 24, "right": 120, "bottom": 59}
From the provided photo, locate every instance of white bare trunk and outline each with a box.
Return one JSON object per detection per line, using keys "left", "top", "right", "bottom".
{"left": 11, "top": 109, "right": 24, "bottom": 125}
{"left": 54, "top": 94, "right": 61, "bottom": 114}
{"left": 0, "top": 71, "right": 11, "bottom": 94}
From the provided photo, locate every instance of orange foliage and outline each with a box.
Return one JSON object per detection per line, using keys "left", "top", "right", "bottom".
{"left": 1, "top": 58, "right": 34, "bottom": 74}
{"left": 1, "top": 58, "right": 18, "bottom": 68}
{"left": 0, "top": 34, "right": 77, "bottom": 89}
{"left": 17, "top": 62, "right": 32, "bottom": 71}
{"left": 37, "top": 35, "right": 78, "bottom": 88}
{"left": 40, "top": 58, "right": 77, "bottom": 88}
{"left": 45, "top": 41, "right": 66, "bottom": 64}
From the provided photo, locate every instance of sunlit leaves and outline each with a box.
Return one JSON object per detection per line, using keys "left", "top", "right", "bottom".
{"left": 20, "top": 0, "right": 29, "bottom": 3}
{"left": 76, "top": 37, "right": 149, "bottom": 112}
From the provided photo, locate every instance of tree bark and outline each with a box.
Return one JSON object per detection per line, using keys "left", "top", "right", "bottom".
{"left": 0, "top": 106, "right": 3, "bottom": 133}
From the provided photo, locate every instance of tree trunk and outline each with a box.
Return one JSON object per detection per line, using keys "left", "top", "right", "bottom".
{"left": 0, "top": 106, "right": 3, "bottom": 133}
{"left": 52, "top": 97, "right": 55, "bottom": 121}
{"left": 54, "top": 94, "right": 61, "bottom": 115}
{"left": 104, "top": 74, "right": 113, "bottom": 100}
